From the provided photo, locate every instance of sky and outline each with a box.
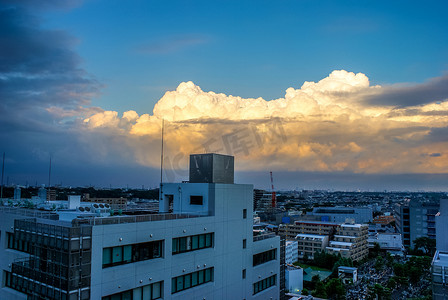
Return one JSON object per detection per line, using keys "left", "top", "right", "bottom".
{"left": 1, "top": 0, "right": 448, "bottom": 191}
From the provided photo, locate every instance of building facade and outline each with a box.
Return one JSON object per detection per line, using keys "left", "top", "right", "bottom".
{"left": 395, "top": 199, "right": 439, "bottom": 249}
{"left": 325, "top": 224, "right": 368, "bottom": 262}
{"left": 0, "top": 153, "right": 280, "bottom": 300}
{"left": 310, "top": 207, "right": 373, "bottom": 224}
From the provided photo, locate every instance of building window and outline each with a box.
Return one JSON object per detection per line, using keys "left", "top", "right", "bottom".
{"left": 172, "top": 233, "right": 214, "bottom": 254}
{"left": 102, "top": 240, "right": 163, "bottom": 268}
{"left": 103, "top": 281, "right": 163, "bottom": 300}
{"left": 190, "top": 195, "right": 203, "bottom": 205}
{"left": 7, "top": 232, "right": 31, "bottom": 253}
{"left": 243, "top": 209, "right": 247, "bottom": 219}
{"left": 242, "top": 269, "right": 246, "bottom": 279}
{"left": 253, "top": 249, "right": 276, "bottom": 266}
{"left": 171, "top": 267, "right": 214, "bottom": 294}
{"left": 243, "top": 239, "right": 247, "bottom": 249}
{"left": 253, "top": 274, "right": 276, "bottom": 295}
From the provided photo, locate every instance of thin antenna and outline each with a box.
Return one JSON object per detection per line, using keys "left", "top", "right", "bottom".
{"left": 160, "top": 119, "right": 165, "bottom": 184}
{"left": 1, "top": 152, "right": 5, "bottom": 200}
{"left": 48, "top": 155, "right": 52, "bottom": 188}
{"left": 160, "top": 119, "right": 164, "bottom": 201}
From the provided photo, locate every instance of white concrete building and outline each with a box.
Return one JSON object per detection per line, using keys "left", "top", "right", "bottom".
{"left": 296, "top": 234, "right": 329, "bottom": 259}
{"left": 367, "top": 233, "right": 403, "bottom": 251}
{"left": 285, "top": 265, "right": 303, "bottom": 294}
{"left": 0, "top": 153, "right": 280, "bottom": 300}
{"left": 338, "top": 266, "right": 358, "bottom": 284}
{"left": 285, "top": 240, "right": 298, "bottom": 264}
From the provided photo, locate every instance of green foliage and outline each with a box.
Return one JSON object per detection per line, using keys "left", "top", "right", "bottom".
{"left": 369, "top": 242, "right": 381, "bottom": 258}
{"left": 302, "top": 288, "right": 309, "bottom": 295}
{"left": 313, "top": 250, "right": 340, "bottom": 269}
{"left": 375, "top": 255, "right": 385, "bottom": 271}
{"left": 303, "top": 252, "right": 309, "bottom": 264}
{"left": 110, "top": 209, "right": 114, "bottom": 216}
{"left": 312, "top": 281, "right": 327, "bottom": 299}
{"left": 393, "top": 256, "right": 431, "bottom": 285}
{"left": 387, "top": 277, "right": 397, "bottom": 290}
{"left": 325, "top": 278, "right": 346, "bottom": 300}
{"left": 413, "top": 237, "right": 436, "bottom": 256}
{"left": 385, "top": 252, "right": 394, "bottom": 267}
{"left": 368, "top": 283, "right": 391, "bottom": 300}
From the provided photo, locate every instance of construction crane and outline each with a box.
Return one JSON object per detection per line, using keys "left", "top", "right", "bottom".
{"left": 270, "top": 171, "right": 276, "bottom": 208}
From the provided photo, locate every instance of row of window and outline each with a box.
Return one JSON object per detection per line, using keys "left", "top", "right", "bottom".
{"left": 103, "top": 240, "right": 163, "bottom": 268}
{"left": 253, "top": 274, "right": 276, "bottom": 295}
{"left": 172, "top": 233, "right": 213, "bottom": 255}
{"left": 171, "top": 268, "right": 214, "bottom": 294}
{"left": 102, "top": 281, "right": 162, "bottom": 300}
{"left": 253, "top": 249, "right": 276, "bottom": 266}
{"left": 103, "top": 233, "right": 215, "bottom": 268}
{"left": 7, "top": 232, "right": 32, "bottom": 253}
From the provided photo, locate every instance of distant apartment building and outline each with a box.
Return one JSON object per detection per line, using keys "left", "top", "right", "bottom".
{"left": 373, "top": 215, "right": 395, "bottom": 225}
{"left": 82, "top": 193, "right": 127, "bottom": 210}
{"left": 278, "top": 220, "right": 339, "bottom": 240}
{"left": 325, "top": 223, "right": 369, "bottom": 262}
{"left": 296, "top": 234, "right": 330, "bottom": 259}
{"left": 0, "top": 153, "right": 280, "bottom": 300}
{"left": 395, "top": 199, "right": 439, "bottom": 248}
{"left": 310, "top": 206, "right": 373, "bottom": 224}
{"left": 285, "top": 240, "right": 298, "bottom": 264}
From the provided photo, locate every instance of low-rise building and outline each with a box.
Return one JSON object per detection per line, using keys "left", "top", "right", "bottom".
{"left": 278, "top": 220, "right": 339, "bottom": 240}
{"left": 325, "top": 224, "right": 368, "bottom": 262}
{"left": 296, "top": 234, "right": 329, "bottom": 259}
{"left": 285, "top": 240, "right": 299, "bottom": 264}
{"left": 368, "top": 233, "right": 403, "bottom": 251}
{"left": 338, "top": 266, "right": 358, "bottom": 284}
{"left": 285, "top": 265, "right": 303, "bottom": 294}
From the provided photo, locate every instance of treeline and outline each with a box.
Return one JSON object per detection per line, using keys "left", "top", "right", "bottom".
{"left": 1, "top": 186, "right": 160, "bottom": 200}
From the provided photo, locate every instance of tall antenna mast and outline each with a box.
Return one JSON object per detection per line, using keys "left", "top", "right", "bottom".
{"left": 1, "top": 152, "right": 5, "bottom": 200}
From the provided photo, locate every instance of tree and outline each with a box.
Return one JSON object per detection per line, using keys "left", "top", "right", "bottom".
{"left": 303, "top": 252, "right": 309, "bottom": 264}
{"left": 375, "top": 255, "right": 385, "bottom": 271}
{"left": 325, "top": 278, "right": 346, "bottom": 300}
{"left": 313, "top": 281, "right": 327, "bottom": 299}
{"left": 302, "top": 288, "right": 309, "bottom": 295}
{"left": 413, "top": 237, "right": 436, "bottom": 256}
{"left": 387, "top": 277, "right": 397, "bottom": 290}
{"left": 370, "top": 242, "right": 381, "bottom": 258}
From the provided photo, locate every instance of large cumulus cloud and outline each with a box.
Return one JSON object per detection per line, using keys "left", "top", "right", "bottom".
{"left": 83, "top": 70, "right": 448, "bottom": 180}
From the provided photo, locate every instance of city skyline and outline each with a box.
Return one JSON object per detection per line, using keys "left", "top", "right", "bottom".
{"left": 1, "top": 0, "right": 448, "bottom": 191}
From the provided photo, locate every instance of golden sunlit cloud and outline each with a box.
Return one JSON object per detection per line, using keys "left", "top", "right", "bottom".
{"left": 83, "top": 70, "right": 448, "bottom": 177}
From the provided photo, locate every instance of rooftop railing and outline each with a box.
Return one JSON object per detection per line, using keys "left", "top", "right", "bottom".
{"left": 0, "top": 207, "right": 59, "bottom": 220}
{"left": 72, "top": 212, "right": 206, "bottom": 226}
{"left": 253, "top": 232, "right": 276, "bottom": 242}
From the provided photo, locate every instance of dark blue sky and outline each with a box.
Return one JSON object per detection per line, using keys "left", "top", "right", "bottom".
{"left": 1, "top": 0, "right": 448, "bottom": 191}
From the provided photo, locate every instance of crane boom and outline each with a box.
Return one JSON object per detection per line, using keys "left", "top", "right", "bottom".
{"left": 270, "top": 171, "right": 276, "bottom": 208}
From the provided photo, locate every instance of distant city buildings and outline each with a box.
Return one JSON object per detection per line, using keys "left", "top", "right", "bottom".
{"left": 310, "top": 206, "right": 373, "bottom": 224}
